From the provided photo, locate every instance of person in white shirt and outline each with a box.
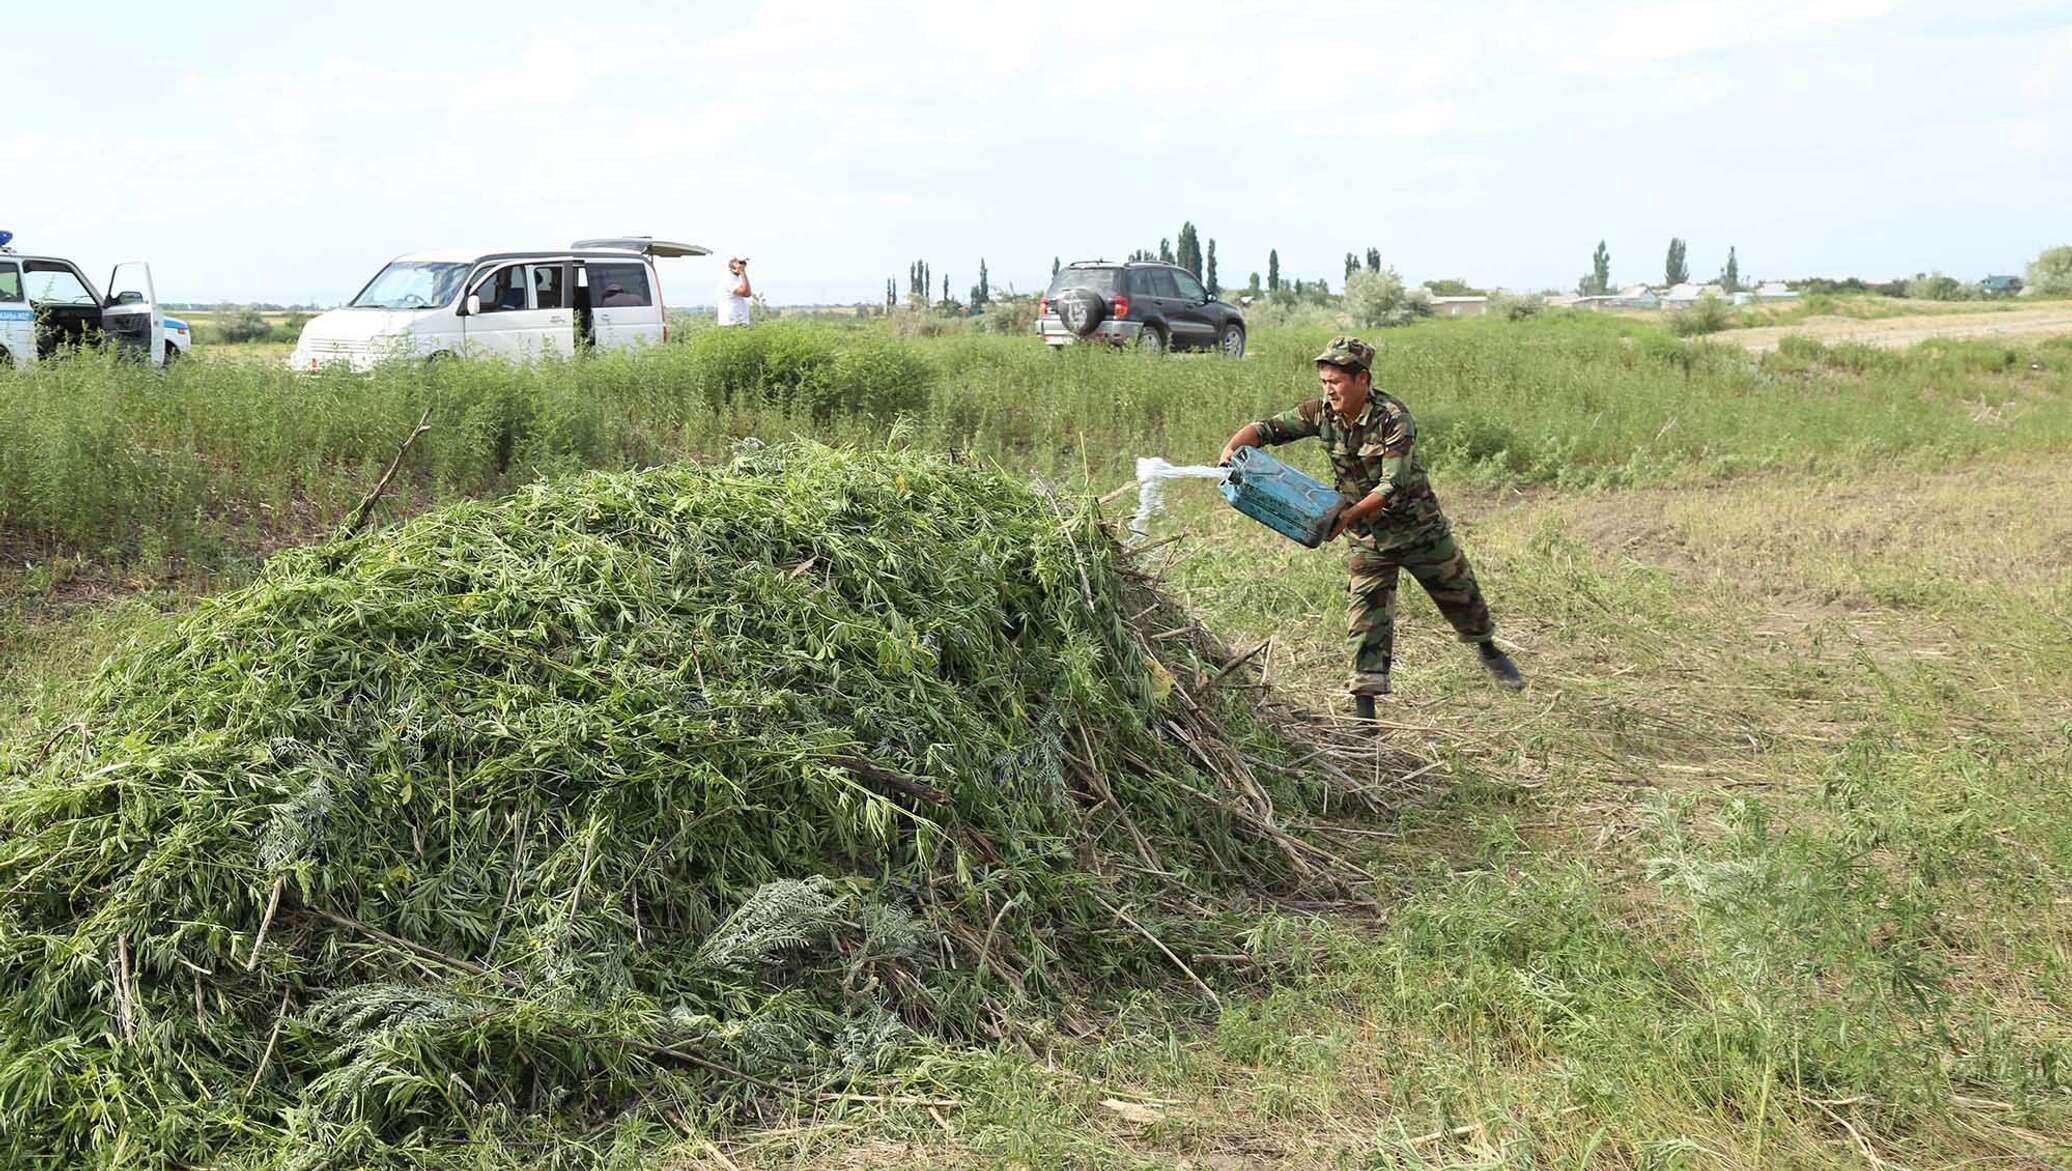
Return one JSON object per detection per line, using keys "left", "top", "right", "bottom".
{"left": 718, "top": 256, "right": 752, "bottom": 326}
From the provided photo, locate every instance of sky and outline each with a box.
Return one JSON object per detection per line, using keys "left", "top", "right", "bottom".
{"left": 9, "top": 0, "right": 2070, "bottom": 306}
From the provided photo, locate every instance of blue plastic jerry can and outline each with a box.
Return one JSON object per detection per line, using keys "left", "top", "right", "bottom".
{"left": 1218, "top": 446, "right": 1346, "bottom": 548}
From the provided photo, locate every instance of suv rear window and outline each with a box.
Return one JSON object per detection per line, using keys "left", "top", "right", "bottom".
{"left": 1047, "top": 268, "right": 1118, "bottom": 297}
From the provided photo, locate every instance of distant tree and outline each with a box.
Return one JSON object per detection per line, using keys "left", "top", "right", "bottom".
{"left": 1344, "top": 268, "right": 1433, "bottom": 327}
{"left": 1720, "top": 246, "right": 1740, "bottom": 294}
{"left": 2027, "top": 245, "right": 2072, "bottom": 296}
{"left": 1246, "top": 271, "right": 1262, "bottom": 296}
{"left": 973, "top": 258, "right": 989, "bottom": 307}
{"left": 1158, "top": 238, "right": 1174, "bottom": 264}
{"left": 1267, "top": 249, "right": 1280, "bottom": 293}
{"left": 1665, "top": 238, "right": 1689, "bottom": 286}
{"left": 1052, "top": 256, "right": 1061, "bottom": 278}
{"left": 1345, "top": 253, "right": 1358, "bottom": 281}
{"left": 1366, "top": 247, "right": 1381, "bottom": 272}
{"left": 212, "top": 304, "right": 273, "bottom": 343}
{"left": 886, "top": 278, "right": 896, "bottom": 309}
{"left": 1177, "top": 222, "right": 1202, "bottom": 278}
{"left": 1578, "top": 240, "right": 1611, "bottom": 296}
{"left": 1905, "top": 272, "right": 1970, "bottom": 301}
{"left": 1424, "top": 278, "right": 1482, "bottom": 296}
{"left": 942, "top": 274, "right": 950, "bottom": 304}
{"left": 1206, "top": 239, "right": 1219, "bottom": 295}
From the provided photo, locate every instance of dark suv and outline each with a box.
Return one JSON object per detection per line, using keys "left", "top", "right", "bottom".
{"left": 1036, "top": 261, "right": 1247, "bottom": 357}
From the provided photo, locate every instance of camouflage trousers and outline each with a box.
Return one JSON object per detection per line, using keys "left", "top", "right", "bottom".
{"left": 1347, "top": 529, "right": 1494, "bottom": 682}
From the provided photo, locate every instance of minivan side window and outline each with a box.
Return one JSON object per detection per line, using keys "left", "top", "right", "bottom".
{"left": 589, "top": 263, "right": 651, "bottom": 308}
{"left": 0, "top": 264, "right": 22, "bottom": 303}
{"left": 473, "top": 265, "right": 531, "bottom": 314}
{"left": 531, "top": 264, "right": 565, "bottom": 310}
{"left": 1172, "top": 270, "right": 1207, "bottom": 301}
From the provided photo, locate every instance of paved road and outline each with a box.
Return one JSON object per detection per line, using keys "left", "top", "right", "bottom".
{"left": 1727, "top": 306, "right": 2072, "bottom": 353}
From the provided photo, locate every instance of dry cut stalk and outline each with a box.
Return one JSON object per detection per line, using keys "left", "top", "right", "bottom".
{"left": 341, "top": 407, "right": 432, "bottom": 538}
{"left": 246, "top": 875, "right": 286, "bottom": 970}
{"left": 1096, "top": 896, "right": 1220, "bottom": 1009}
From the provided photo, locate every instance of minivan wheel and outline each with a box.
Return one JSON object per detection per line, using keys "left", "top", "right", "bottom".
{"left": 163, "top": 342, "right": 180, "bottom": 366}
{"left": 1135, "top": 325, "right": 1166, "bottom": 355}
{"left": 1219, "top": 324, "right": 1246, "bottom": 358}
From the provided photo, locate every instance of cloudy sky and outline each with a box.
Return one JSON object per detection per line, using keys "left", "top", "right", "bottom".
{"left": 11, "top": 0, "right": 2068, "bottom": 305}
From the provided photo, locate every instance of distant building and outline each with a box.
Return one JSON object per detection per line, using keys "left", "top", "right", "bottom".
{"left": 1982, "top": 274, "right": 2024, "bottom": 296}
{"left": 1423, "top": 293, "right": 1490, "bottom": 318}
{"left": 1610, "top": 284, "right": 1659, "bottom": 308}
{"left": 1663, "top": 283, "right": 1724, "bottom": 306}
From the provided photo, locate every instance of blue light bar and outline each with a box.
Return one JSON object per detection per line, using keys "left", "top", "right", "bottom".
{"left": 0, "top": 231, "right": 12, "bottom": 248}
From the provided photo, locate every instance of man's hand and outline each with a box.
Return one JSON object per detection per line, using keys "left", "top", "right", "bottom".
{"left": 1218, "top": 424, "right": 1261, "bottom": 466}
{"left": 1327, "top": 508, "right": 1354, "bottom": 542}
{"left": 1329, "top": 489, "right": 1389, "bottom": 541}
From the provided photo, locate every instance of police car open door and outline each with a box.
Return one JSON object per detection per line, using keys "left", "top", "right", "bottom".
{"left": 101, "top": 261, "right": 164, "bottom": 364}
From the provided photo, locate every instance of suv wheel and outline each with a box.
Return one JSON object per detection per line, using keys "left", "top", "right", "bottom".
{"left": 163, "top": 341, "right": 181, "bottom": 366}
{"left": 1218, "top": 324, "right": 1246, "bottom": 359}
{"left": 1134, "top": 325, "right": 1166, "bottom": 355}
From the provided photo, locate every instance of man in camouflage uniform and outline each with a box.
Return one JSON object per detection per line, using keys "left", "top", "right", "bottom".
{"left": 1219, "top": 335, "right": 1523, "bottom": 720}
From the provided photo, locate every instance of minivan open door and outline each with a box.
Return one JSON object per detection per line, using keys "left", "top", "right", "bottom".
{"left": 571, "top": 237, "right": 711, "bottom": 258}
{"left": 102, "top": 261, "right": 163, "bottom": 364}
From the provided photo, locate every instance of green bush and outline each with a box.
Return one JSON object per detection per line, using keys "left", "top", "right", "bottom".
{"left": 1488, "top": 290, "right": 1545, "bottom": 321}
{"left": 206, "top": 304, "right": 273, "bottom": 344}
{"left": 678, "top": 323, "right": 931, "bottom": 419}
{"left": 1667, "top": 294, "right": 1734, "bottom": 336}
{"left": 1904, "top": 273, "right": 1976, "bottom": 302}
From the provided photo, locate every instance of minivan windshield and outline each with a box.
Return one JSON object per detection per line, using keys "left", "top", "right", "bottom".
{"left": 1047, "top": 267, "right": 1119, "bottom": 297}
{"left": 350, "top": 262, "right": 472, "bottom": 310}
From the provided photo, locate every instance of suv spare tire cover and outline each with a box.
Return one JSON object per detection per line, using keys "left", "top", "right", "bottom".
{"left": 1057, "top": 288, "right": 1108, "bottom": 337}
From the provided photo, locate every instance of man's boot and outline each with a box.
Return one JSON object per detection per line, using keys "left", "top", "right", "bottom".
{"left": 1349, "top": 664, "right": 1391, "bottom": 723}
{"left": 1477, "top": 640, "right": 1525, "bottom": 690}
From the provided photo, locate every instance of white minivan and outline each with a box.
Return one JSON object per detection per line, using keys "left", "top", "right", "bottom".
{"left": 291, "top": 238, "right": 708, "bottom": 371}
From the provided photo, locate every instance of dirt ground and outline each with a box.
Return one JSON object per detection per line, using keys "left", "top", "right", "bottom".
{"left": 1726, "top": 305, "right": 2072, "bottom": 352}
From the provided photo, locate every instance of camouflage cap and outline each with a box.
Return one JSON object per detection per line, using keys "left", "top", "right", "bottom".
{"left": 1313, "top": 335, "right": 1376, "bottom": 372}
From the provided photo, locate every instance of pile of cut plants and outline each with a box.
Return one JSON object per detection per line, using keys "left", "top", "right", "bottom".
{"left": 0, "top": 442, "right": 1384, "bottom": 1169}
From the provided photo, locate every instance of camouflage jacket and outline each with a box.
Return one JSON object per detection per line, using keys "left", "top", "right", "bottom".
{"left": 1251, "top": 390, "right": 1448, "bottom": 548}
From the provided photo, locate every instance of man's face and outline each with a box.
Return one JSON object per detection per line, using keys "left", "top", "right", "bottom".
{"left": 1317, "top": 363, "right": 1370, "bottom": 417}
{"left": 729, "top": 260, "right": 745, "bottom": 275}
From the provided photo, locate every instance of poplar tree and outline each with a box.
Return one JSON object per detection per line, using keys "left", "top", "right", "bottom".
{"left": 1206, "top": 239, "right": 1219, "bottom": 295}
{"left": 1366, "top": 247, "right": 1381, "bottom": 272}
{"left": 1267, "top": 250, "right": 1280, "bottom": 293}
{"left": 1345, "top": 253, "right": 1357, "bottom": 280}
{"left": 1721, "top": 246, "right": 1740, "bottom": 293}
{"left": 1665, "top": 238, "right": 1689, "bottom": 286}
{"left": 1176, "top": 222, "right": 1202, "bottom": 278}
{"left": 1159, "top": 238, "right": 1174, "bottom": 264}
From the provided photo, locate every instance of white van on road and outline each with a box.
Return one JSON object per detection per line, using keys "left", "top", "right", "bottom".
{"left": 290, "top": 238, "right": 709, "bottom": 371}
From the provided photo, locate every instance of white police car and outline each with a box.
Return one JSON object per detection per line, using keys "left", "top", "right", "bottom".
{"left": 0, "top": 231, "right": 190, "bottom": 369}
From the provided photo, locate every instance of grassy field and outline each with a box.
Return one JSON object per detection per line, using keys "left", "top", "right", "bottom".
{"left": 3, "top": 314, "right": 2070, "bottom": 1168}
